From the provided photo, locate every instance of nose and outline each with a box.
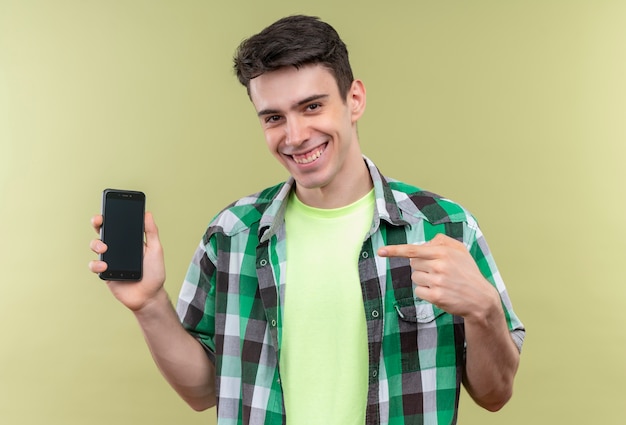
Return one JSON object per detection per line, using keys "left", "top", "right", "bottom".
{"left": 285, "top": 116, "right": 308, "bottom": 146}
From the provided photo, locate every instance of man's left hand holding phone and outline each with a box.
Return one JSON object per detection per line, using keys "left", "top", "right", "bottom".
{"left": 88, "top": 189, "right": 166, "bottom": 312}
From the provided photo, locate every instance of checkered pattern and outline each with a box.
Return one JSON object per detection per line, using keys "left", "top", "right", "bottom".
{"left": 176, "top": 156, "right": 525, "bottom": 425}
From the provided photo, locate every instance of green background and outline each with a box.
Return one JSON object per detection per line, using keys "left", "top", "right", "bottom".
{"left": 1, "top": 1, "right": 624, "bottom": 424}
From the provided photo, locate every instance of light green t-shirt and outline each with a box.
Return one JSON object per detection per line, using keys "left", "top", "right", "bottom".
{"left": 281, "top": 189, "right": 374, "bottom": 424}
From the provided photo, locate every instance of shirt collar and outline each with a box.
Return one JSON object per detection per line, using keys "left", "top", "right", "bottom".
{"left": 258, "top": 156, "right": 410, "bottom": 243}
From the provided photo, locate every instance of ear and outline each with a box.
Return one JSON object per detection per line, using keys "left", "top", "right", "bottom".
{"left": 348, "top": 79, "right": 366, "bottom": 123}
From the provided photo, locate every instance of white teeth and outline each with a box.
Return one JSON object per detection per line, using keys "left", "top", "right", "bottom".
{"left": 293, "top": 145, "right": 325, "bottom": 164}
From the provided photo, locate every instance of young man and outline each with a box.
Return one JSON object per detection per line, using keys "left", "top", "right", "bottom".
{"left": 89, "top": 15, "right": 524, "bottom": 425}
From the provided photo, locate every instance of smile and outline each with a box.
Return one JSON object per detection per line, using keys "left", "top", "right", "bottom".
{"left": 292, "top": 144, "right": 326, "bottom": 165}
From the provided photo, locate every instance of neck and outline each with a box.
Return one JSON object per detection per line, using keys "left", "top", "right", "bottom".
{"left": 295, "top": 154, "right": 373, "bottom": 209}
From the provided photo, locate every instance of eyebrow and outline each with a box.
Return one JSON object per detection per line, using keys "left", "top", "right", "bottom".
{"left": 256, "top": 94, "right": 329, "bottom": 117}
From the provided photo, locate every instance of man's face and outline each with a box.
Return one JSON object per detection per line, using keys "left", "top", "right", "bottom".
{"left": 249, "top": 64, "right": 366, "bottom": 204}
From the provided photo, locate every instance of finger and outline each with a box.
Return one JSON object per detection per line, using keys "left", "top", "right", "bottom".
{"left": 409, "top": 257, "right": 432, "bottom": 273}
{"left": 88, "top": 259, "right": 107, "bottom": 273}
{"left": 378, "top": 244, "right": 420, "bottom": 258}
{"left": 413, "top": 284, "right": 432, "bottom": 302}
{"left": 411, "top": 269, "right": 431, "bottom": 287}
{"left": 428, "top": 233, "right": 464, "bottom": 249}
{"left": 91, "top": 214, "right": 103, "bottom": 234}
{"left": 90, "top": 239, "right": 108, "bottom": 254}
{"left": 378, "top": 243, "right": 438, "bottom": 259}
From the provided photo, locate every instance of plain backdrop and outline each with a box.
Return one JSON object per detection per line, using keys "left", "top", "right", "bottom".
{"left": 1, "top": 1, "right": 625, "bottom": 424}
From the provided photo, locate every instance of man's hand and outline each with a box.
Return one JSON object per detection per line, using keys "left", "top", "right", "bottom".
{"left": 377, "top": 233, "right": 500, "bottom": 321}
{"left": 379, "top": 232, "right": 520, "bottom": 411}
{"left": 89, "top": 212, "right": 166, "bottom": 312}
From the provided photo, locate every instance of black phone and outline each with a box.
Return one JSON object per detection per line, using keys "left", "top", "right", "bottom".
{"left": 99, "top": 189, "right": 145, "bottom": 281}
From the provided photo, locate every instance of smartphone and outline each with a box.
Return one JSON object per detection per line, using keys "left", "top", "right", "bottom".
{"left": 99, "top": 189, "right": 145, "bottom": 281}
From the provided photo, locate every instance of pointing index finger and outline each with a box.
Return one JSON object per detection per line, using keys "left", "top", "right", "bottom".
{"left": 377, "top": 244, "right": 425, "bottom": 258}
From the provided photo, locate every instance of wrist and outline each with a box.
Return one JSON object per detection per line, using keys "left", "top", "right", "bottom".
{"left": 465, "top": 284, "right": 503, "bottom": 327}
{"left": 133, "top": 287, "right": 172, "bottom": 319}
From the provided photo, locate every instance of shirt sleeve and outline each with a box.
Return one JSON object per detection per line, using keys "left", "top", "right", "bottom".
{"left": 467, "top": 221, "right": 526, "bottom": 353}
{"left": 176, "top": 237, "right": 218, "bottom": 363}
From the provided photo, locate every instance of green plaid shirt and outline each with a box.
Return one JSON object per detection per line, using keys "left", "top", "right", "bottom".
{"left": 177, "top": 157, "right": 525, "bottom": 425}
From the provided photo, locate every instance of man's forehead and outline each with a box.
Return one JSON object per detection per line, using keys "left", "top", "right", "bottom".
{"left": 249, "top": 64, "right": 338, "bottom": 111}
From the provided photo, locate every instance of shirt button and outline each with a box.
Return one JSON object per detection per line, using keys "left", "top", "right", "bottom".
{"left": 259, "top": 259, "right": 268, "bottom": 266}
{"left": 361, "top": 251, "right": 369, "bottom": 259}
{"left": 372, "top": 370, "right": 378, "bottom": 378}
{"left": 371, "top": 310, "right": 379, "bottom": 318}
{"left": 271, "top": 319, "right": 277, "bottom": 327}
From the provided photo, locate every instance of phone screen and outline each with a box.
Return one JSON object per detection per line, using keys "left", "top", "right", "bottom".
{"left": 99, "top": 189, "right": 145, "bottom": 281}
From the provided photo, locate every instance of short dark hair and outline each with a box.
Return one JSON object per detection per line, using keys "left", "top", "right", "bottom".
{"left": 233, "top": 15, "right": 354, "bottom": 100}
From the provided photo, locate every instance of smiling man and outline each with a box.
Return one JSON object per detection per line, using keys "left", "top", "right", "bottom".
{"left": 89, "top": 15, "right": 525, "bottom": 425}
{"left": 250, "top": 64, "right": 370, "bottom": 208}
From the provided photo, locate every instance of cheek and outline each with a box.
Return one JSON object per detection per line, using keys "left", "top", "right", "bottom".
{"left": 322, "top": 109, "right": 352, "bottom": 135}
{"left": 263, "top": 129, "right": 281, "bottom": 150}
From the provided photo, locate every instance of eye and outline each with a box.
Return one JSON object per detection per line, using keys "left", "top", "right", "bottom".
{"left": 306, "top": 103, "right": 321, "bottom": 111}
{"left": 264, "top": 115, "right": 282, "bottom": 124}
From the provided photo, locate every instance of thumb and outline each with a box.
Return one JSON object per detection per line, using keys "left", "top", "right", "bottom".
{"left": 144, "top": 211, "right": 160, "bottom": 245}
{"left": 428, "top": 233, "right": 453, "bottom": 245}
